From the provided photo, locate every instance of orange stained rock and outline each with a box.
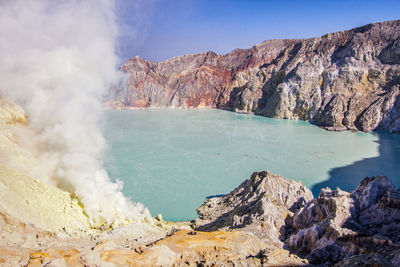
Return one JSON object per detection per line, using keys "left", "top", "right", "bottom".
{"left": 47, "top": 248, "right": 82, "bottom": 266}
{"left": 100, "top": 230, "right": 266, "bottom": 266}
{"left": 26, "top": 248, "right": 82, "bottom": 267}
{"left": 155, "top": 230, "right": 241, "bottom": 248}
{"left": 0, "top": 248, "right": 32, "bottom": 266}
{"left": 101, "top": 245, "right": 178, "bottom": 267}
{"left": 101, "top": 250, "right": 139, "bottom": 266}
{"left": 27, "top": 252, "right": 51, "bottom": 267}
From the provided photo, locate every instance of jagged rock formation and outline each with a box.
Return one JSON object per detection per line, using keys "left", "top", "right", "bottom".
{"left": 288, "top": 176, "right": 400, "bottom": 265}
{"left": 108, "top": 20, "right": 400, "bottom": 132}
{"left": 5, "top": 166, "right": 399, "bottom": 266}
{"left": 193, "top": 171, "right": 313, "bottom": 246}
{"left": 194, "top": 170, "right": 400, "bottom": 266}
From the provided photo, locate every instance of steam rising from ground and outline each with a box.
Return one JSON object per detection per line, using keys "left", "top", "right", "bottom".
{"left": 0, "top": 0, "right": 151, "bottom": 227}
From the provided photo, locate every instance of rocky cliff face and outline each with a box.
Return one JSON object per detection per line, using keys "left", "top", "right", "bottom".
{"left": 108, "top": 20, "right": 400, "bottom": 132}
{"left": 194, "top": 171, "right": 400, "bottom": 266}
{"left": 288, "top": 176, "right": 400, "bottom": 265}
{"left": 193, "top": 171, "right": 313, "bottom": 246}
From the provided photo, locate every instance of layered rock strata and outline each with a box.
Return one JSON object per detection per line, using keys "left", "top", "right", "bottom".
{"left": 108, "top": 20, "right": 400, "bottom": 132}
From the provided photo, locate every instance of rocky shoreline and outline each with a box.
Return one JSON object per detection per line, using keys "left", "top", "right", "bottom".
{"left": 1, "top": 162, "right": 399, "bottom": 265}
{"left": 194, "top": 171, "right": 400, "bottom": 266}
{"left": 107, "top": 20, "right": 400, "bottom": 133}
{"left": 1, "top": 96, "right": 399, "bottom": 265}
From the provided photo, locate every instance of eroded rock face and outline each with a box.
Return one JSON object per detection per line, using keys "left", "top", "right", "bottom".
{"left": 108, "top": 20, "right": 400, "bottom": 132}
{"left": 2, "top": 170, "right": 399, "bottom": 266}
{"left": 288, "top": 176, "right": 400, "bottom": 265}
{"left": 193, "top": 171, "right": 313, "bottom": 246}
{"left": 193, "top": 172, "right": 400, "bottom": 266}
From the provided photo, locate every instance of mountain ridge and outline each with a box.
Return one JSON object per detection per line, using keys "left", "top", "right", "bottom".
{"left": 107, "top": 20, "right": 400, "bottom": 132}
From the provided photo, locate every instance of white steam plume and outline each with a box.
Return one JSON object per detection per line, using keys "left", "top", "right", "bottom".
{"left": 0, "top": 0, "right": 151, "bottom": 227}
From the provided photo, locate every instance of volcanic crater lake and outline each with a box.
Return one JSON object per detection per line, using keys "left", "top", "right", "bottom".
{"left": 103, "top": 109, "right": 400, "bottom": 221}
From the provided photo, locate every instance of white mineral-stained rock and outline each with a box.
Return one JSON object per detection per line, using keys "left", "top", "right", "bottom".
{"left": 288, "top": 176, "right": 400, "bottom": 265}
{"left": 194, "top": 171, "right": 314, "bottom": 246}
{"left": 194, "top": 170, "right": 400, "bottom": 266}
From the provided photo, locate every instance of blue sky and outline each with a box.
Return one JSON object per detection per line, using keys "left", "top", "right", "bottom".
{"left": 116, "top": 0, "right": 400, "bottom": 63}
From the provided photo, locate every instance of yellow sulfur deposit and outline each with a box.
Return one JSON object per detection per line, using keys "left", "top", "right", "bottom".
{"left": 0, "top": 164, "right": 91, "bottom": 237}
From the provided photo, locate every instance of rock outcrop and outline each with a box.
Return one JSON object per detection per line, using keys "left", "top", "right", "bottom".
{"left": 193, "top": 171, "right": 313, "bottom": 246}
{"left": 287, "top": 175, "right": 400, "bottom": 265}
{"left": 194, "top": 170, "right": 400, "bottom": 266}
{"left": 108, "top": 20, "right": 400, "bottom": 132}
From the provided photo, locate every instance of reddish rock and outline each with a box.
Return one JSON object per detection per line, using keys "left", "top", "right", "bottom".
{"left": 107, "top": 20, "right": 400, "bottom": 132}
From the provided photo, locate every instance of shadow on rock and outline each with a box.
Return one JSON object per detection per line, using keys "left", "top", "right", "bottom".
{"left": 289, "top": 176, "right": 400, "bottom": 265}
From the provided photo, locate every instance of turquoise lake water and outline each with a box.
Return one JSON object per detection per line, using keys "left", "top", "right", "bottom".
{"left": 103, "top": 109, "right": 400, "bottom": 221}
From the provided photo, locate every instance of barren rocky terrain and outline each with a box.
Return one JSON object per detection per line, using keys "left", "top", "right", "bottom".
{"left": 108, "top": 20, "right": 400, "bottom": 132}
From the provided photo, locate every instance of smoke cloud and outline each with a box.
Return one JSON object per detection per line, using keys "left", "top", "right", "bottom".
{"left": 0, "top": 0, "right": 151, "bottom": 227}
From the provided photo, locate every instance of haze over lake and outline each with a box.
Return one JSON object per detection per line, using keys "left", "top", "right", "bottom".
{"left": 103, "top": 109, "right": 400, "bottom": 221}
